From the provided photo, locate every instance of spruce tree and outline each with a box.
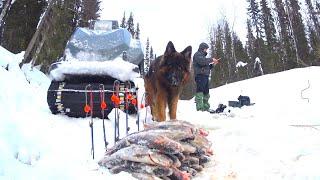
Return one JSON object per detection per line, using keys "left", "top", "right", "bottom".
{"left": 286, "top": 0, "right": 310, "bottom": 65}
{"left": 305, "top": 0, "right": 319, "bottom": 37}
{"left": 149, "top": 46, "right": 154, "bottom": 61}
{"left": 127, "top": 12, "right": 135, "bottom": 37}
{"left": 209, "top": 27, "right": 215, "bottom": 58}
{"left": 79, "top": 0, "right": 101, "bottom": 27}
{"left": 260, "top": 0, "right": 278, "bottom": 72}
{"left": 246, "top": 19, "right": 256, "bottom": 76}
{"left": 308, "top": 25, "right": 319, "bottom": 64}
{"left": 273, "top": 0, "right": 296, "bottom": 70}
{"left": 120, "top": 12, "right": 126, "bottom": 28}
{"left": 144, "top": 38, "right": 150, "bottom": 74}
{"left": 233, "top": 33, "right": 249, "bottom": 80}
{"left": 247, "top": 0, "right": 267, "bottom": 71}
{"left": 211, "top": 25, "right": 226, "bottom": 87}
{"left": 135, "top": 23, "right": 140, "bottom": 39}
{"left": 36, "top": 0, "right": 80, "bottom": 72}
{"left": 247, "top": 0, "right": 263, "bottom": 39}
{"left": 224, "top": 22, "right": 234, "bottom": 83}
{"left": 1, "top": 0, "right": 46, "bottom": 53}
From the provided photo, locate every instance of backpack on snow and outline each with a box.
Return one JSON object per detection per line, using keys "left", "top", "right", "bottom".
{"left": 238, "top": 95, "right": 250, "bottom": 106}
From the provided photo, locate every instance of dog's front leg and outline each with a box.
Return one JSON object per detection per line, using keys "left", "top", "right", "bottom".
{"left": 156, "top": 93, "right": 167, "bottom": 122}
{"left": 168, "top": 94, "right": 179, "bottom": 120}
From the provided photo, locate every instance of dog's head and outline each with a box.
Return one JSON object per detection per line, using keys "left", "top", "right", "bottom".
{"left": 159, "top": 41, "right": 192, "bottom": 87}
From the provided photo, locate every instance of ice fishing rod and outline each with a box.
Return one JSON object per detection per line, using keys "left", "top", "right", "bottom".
{"left": 135, "top": 87, "right": 140, "bottom": 131}
{"left": 125, "top": 81, "right": 131, "bottom": 135}
{"left": 140, "top": 92, "right": 148, "bottom": 124}
{"left": 99, "top": 84, "right": 108, "bottom": 149}
{"left": 84, "top": 84, "right": 95, "bottom": 159}
{"left": 112, "top": 80, "right": 121, "bottom": 142}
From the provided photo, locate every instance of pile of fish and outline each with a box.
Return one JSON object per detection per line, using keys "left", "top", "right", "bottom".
{"left": 98, "top": 120, "right": 213, "bottom": 180}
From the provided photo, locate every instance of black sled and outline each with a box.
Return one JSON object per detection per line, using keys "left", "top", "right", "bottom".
{"left": 46, "top": 20, "right": 144, "bottom": 119}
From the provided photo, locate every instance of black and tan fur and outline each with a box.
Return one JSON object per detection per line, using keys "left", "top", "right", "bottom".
{"left": 144, "top": 41, "right": 192, "bottom": 121}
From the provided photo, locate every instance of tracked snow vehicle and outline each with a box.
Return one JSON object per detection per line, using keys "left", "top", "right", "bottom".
{"left": 47, "top": 20, "right": 144, "bottom": 118}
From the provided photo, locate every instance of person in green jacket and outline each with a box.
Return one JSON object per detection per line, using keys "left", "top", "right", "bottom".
{"left": 192, "top": 42, "right": 219, "bottom": 111}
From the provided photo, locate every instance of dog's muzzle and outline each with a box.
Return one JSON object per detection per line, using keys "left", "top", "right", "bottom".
{"left": 167, "top": 72, "right": 181, "bottom": 87}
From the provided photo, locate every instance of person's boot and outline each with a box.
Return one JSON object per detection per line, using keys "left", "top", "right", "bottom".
{"left": 203, "top": 94, "right": 210, "bottom": 111}
{"left": 195, "top": 92, "right": 204, "bottom": 111}
{"left": 203, "top": 94, "right": 215, "bottom": 113}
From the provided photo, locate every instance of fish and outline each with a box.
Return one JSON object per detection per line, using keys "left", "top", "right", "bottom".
{"left": 144, "top": 120, "right": 194, "bottom": 129}
{"left": 131, "top": 173, "right": 162, "bottom": 180}
{"left": 142, "top": 128, "right": 195, "bottom": 141}
{"left": 199, "top": 155, "right": 210, "bottom": 165}
{"left": 190, "top": 164, "right": 203, "bottom": 172}
{"left": 98, "top": 157, "right": 126, "bottom": 169}
{"left": 106, "top": 132, "right": 184, "bottom": 155}
{"left": 179, "top": 142, "right": 197, "bottom": 154}
{"left": 179, "top": 165, "right": 198, "bottom": 177}
{"left": 144, "top": 120, "right": 209, "bottom": 137}
{"left": 187, "top": 135, "right": 213, "bottom": 156}
{"left": 126, "top": 161, "right": 173, "bottom": 177}
{"left": 108, "top": 161, "right": 173, "bottom": 177}
{"left": 101, "top": 145, "right": 174, "bottom": 167}
{"left": 168, "top": 168, "right": 191, "bottom": 180}
{"left": 166, "top": 154, "right": 181, "bottom": 167}
{"left": 99, "top": 120, "right": 213, "bottom": 179}
{"left": 181, "top": 156, "right": 199, "bottom": 167}
{"left": 160, "top": 176, "right": 171, "bottom": 180}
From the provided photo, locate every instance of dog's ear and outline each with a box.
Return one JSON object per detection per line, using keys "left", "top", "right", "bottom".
{"left": 164, "top": 41, "right": 176, "bottom": 56}
{"left": 181, "top": 46, "right": 192, "bottom": 59}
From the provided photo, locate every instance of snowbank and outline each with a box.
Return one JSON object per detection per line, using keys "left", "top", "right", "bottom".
{"left": 0, "top": 46, "right": 24, "bottom": 69}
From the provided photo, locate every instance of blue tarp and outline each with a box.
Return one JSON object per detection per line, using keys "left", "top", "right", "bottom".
{"left": 65, "top": 27, "right": 144, "bottom": 66}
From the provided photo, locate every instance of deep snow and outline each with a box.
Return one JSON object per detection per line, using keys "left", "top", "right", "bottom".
{"left": 1, "top": 46, "right": 320, "bottom": 180}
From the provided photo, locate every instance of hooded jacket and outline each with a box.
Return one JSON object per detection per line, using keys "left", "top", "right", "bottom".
{"left": 192, "top": 43, "right": 212, "bottom": 76}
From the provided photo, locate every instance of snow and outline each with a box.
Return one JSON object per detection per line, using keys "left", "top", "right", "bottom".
{"left": 255, "top": 57, "right": 261, "bottom": 63}
{"left": 236, "top": 61, "right": 247, "bottom": 68}
{"left": 49, "top": 57, "right": 140, "bottom": 82}
{"left": 254, "top": 57, "right": 264, "bottom": 75}
{"left": 79, "top": 27, "right": 119, "bottom": 36}
{"left": 1, "top": 46, "right": 320, "bottom": 180}
{"left": 0, "top": 46, "right": 24, "bottom": 69}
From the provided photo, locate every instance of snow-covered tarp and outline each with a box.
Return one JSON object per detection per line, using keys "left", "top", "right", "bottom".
{"left": 65, "top": 27, "right": 144, "bottom": 66}
{"left": 49, "top": 57, "right": 140, "bottom": 82}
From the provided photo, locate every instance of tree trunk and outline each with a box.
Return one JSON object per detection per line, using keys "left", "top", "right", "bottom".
{"left": 20, "top": 0, "right": 55, "bottom": 67}
{"left": 0, "top": 0, "right": 12, "bottom": 23}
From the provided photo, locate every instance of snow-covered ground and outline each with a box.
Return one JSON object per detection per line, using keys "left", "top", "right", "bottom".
{"left": 1, "top": 46, "right": 320, "bottom": 180}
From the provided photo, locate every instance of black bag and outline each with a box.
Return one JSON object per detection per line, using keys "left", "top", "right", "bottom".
{"left": 215, "top": 104, "right": 227, "bottom": 113}
{"left": 238, "top": 95, "right": 250, "bottom": 106}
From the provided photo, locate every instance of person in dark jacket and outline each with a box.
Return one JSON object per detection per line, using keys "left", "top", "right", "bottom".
{"left": 193, "top": 42, "right": 219, "bottom": 111}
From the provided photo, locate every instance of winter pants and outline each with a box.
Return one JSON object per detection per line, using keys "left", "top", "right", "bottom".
{"left": 195, "top": 74, "right": 209, "bottom": 95}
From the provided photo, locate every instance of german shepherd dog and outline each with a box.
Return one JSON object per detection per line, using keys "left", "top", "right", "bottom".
{"left": 144, "top": 41, "right": 192, "bottom": 121}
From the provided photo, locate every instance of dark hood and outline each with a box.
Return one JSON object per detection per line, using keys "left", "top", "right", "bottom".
{"left": 198, "top": 42, "right": 209, "bottom": 51}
